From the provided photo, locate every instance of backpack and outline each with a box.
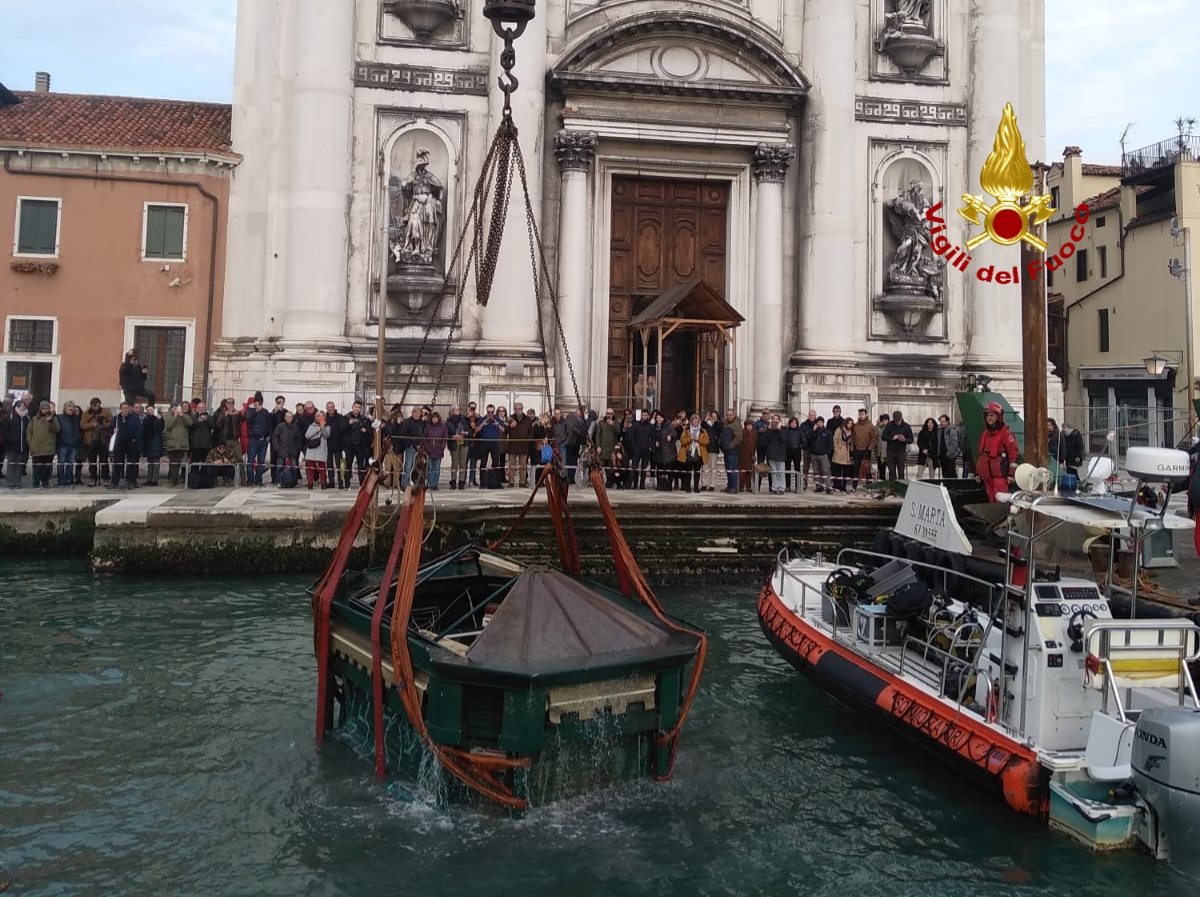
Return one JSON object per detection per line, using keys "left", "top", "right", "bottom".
{"left": 886, "top": 580, "right": 933, "bottom": 619}
{"left": 306, "top": 434, "right": 321, "bottom": 450}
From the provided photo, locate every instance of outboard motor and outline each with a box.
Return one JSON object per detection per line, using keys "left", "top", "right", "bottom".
{"left": 1132, "top": 707, "right": 1200, "bottom": 873}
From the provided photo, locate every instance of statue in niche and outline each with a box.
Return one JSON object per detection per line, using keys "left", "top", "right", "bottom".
{"left": 390, "top": 147, "right": 444, "bottom": 268}
{"left": 879, "top": 0, "right": 931, "bottom": 48}
{"left": 883, "top": 180, "right": 941, "bottom": 300}
{"left": 876, "top": 0, "right": 940, "bottom": 75}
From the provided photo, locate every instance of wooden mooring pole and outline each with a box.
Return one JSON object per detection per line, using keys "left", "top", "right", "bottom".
{"left": 1021, "top": 238, "right": 1048, "bottom": 468}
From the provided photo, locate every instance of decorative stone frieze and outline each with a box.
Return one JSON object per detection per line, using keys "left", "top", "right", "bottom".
{"left": 855, "top": 97, "right": 966, "bottom": 127}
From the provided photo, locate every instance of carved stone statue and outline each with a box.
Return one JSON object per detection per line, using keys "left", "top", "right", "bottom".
{"left": 876, "top": 0, "right": 939, "bottom": 75}
{"left": 883, "top": 180, "right": 941, "bottom": 300}
{"left": 391, "top": 147, "right": 444, "bottom": 268}
{"left": 880, "top": 0, "right": 931, "bottom": 44}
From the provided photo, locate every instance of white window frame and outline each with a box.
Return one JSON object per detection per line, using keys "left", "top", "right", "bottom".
{"left": 1, "top": 314, "right": 61, "bottom": 402}
{"left": 140, "top": 201, "right": 189, "bottom": 262}
{"left": 12, "top": 196, "right": 63, "bottom": 258}
{"left": 124, "top": 316, "right": 196, "bottom": 403}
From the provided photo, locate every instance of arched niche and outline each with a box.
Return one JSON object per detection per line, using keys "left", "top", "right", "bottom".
{"left": 869, "top": 143, "right": 948, "bottom": 342}
{"left": 382, "top": 119, "right": 459, "bottom": 275}
{"left": 379, "top": 119, "right": 460, "bottom": 320}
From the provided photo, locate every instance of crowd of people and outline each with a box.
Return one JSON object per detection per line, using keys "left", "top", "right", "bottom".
{"left": 1, "top": 388, "right": 991, "bottom": 497}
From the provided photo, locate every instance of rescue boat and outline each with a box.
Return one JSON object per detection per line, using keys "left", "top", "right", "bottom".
{"left": 759, "top": 447, "right": 1200, "bottom": 870}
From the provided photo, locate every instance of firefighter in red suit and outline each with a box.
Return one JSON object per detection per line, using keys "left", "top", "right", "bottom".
{"left": 976, "top": 401, "right": 1020, "bottom": 502}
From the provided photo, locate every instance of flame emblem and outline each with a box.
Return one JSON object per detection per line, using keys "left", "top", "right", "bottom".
{"left": 959, "top": 103, "right": 1054, "bottom": 251}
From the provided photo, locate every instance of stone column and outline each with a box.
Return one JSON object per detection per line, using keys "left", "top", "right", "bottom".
{"left": 966, "top": 0, "right": 1023, "bottom": 365}
{"left": 280, "top": 0, "right": 355, "bottom": 341}
{"left": 554, "top": 130, "right": 598, "bottom": 403}
{"left": 797, "top": 0, "right": 856, "bottom": 355}
{"left": 481, "top": 11, "right": 547, "bottom": 345}
{"left": 752, "top": 144, "right": 793, "bottom": 407}
{"left": 221, "top": 0, "right": 282, "bottom": 339}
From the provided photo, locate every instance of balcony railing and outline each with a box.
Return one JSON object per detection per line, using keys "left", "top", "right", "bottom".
{"left": 1122, "top": 135, "right": 1200, "bottom": 178}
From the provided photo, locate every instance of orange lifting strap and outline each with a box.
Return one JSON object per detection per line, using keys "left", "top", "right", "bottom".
{"left": 313, "top": 468, "right": 380, "bottom": 741}
{"left": 314, "top": 447, "right": 707, "bottom": 806}
{"left": 490, "top": 451, "right": 709, "bottom": 781}
{"left": 387, "top": 487, "right": 531, "bottom": 809}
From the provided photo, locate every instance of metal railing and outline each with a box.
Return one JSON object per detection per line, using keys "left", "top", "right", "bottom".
{"left": 1084, "top": 619, "right": 1200, "bottom": 720}
{"left": 1056, "top": 405, "right": 1197, "bottom": 480}
{"left": 776, "top": 546, "right": 1007, "bottom": 719}
{"left": 1122, "top": 135, "right": 1200, "bottom": 177}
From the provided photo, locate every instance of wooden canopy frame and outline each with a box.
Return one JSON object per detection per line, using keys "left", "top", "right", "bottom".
{"left": 627, "top": 278, "right": 744, "bottom": 413}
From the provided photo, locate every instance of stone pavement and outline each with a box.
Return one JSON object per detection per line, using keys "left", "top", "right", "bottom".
{"left": 0, "top": 478, "right": 901, "bottom": 519}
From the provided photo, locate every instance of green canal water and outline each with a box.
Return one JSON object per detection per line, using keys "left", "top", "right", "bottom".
{"left": 1, "top": 559, "right": 1195, "bottom": 896}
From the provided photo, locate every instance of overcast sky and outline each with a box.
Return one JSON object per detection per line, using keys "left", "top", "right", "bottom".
{"left": 1, "top": 0, "right": 1195, "bottom": 166}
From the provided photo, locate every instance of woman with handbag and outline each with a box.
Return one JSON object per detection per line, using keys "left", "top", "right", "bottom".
{"left": 304, "top": 411, "right": 332, "bottom": 490}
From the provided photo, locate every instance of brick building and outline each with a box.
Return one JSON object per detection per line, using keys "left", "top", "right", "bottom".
{"left": 0, "top": 74, "right": 238, "bottom": 407}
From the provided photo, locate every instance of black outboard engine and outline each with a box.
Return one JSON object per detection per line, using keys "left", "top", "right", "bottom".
{"left": 1132, "top": 707, "right": 1200, "bottom": 874}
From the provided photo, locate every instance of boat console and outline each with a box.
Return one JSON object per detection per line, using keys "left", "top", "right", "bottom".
{"left": 985, "top": 577, "right": 1116, "bottom": 752}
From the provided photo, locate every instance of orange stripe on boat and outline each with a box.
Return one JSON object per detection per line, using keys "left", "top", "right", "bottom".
{"left": 758, "top": 582, "right": 1048, "bottom": 820}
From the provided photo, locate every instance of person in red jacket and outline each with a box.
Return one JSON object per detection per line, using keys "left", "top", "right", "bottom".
{"left": 976, "top": 401, "right": 1020, "bottom": 502}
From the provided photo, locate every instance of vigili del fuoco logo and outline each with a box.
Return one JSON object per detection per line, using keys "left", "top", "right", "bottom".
{"left": 923, "top": 102, "right": 1091, "bottom": 285}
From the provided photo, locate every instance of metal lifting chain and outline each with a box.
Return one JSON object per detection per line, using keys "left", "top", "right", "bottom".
{"left": 399, "top": 2, "right": 583, "bottom": 420}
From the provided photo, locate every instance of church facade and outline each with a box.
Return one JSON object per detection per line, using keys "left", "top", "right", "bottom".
{"left": 212, "top": 0, "right": 1047, "bottom": 420}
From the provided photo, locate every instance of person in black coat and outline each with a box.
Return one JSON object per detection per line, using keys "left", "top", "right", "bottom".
{"left": 3, "top": 400, "right": 31, "bottom": 488}
{"left": 881, "top": 410, "right": 914, "bottom": 482}
{"left": 141, "top": 405, "right": 165, "bottom": 485}
{"left": 1059, "top": 422, "right": 1085, "bottom": 475}
{"left": 343, "top": 401, "right": 374, "bottom": 488}
{"left": 119, "top": 349, "right": 155, "bottom": 405}
{"left": 56, "top": 400, "right": 84, "bottom": 486}
{"left": 624, "top": 410, "right": 656, "bottom": 490}
{"left": 324, "top": 401, "right": 349, "bottom": 489}
{"left": 110, "top": 402, "right": 143, "bottom": 489}
{"left": 270, "top": 411, "right": 303, "bottom": 481}
{"left": 783, "top": 416, "right": 805, "bottom": 493}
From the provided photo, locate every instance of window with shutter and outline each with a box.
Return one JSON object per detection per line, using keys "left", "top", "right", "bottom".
{"left": 143, "top": 204, "right": 187, "bottom": 260}
{"left": 15, "top": 198, "right": 60, "bottom": 255}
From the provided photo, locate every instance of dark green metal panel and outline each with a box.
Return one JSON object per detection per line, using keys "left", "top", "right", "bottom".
{"left": 498, "top": 688, "right": 546, "bottom": 752}
{"left": 426, "top": 680, "right": 464, "bottom": 745}
{"left": 657, "top": 670, "right": 683, "bottom": 729}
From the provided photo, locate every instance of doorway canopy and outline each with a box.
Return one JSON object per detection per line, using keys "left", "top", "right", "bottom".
{"left": 628, "top": 277, "right": 743, "bottom": 414}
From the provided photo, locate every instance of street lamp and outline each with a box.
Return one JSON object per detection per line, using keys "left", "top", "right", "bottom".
{"left": 1168, "top": 217, "right": 1196, "bottom": 432}
{"left": 1143, "top": 351, "right": 1181, "bottom": 377}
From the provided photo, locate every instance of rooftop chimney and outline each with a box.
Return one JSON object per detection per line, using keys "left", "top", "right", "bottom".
{"left": 34, "top": 72, "right": 50, "bottom": 93}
